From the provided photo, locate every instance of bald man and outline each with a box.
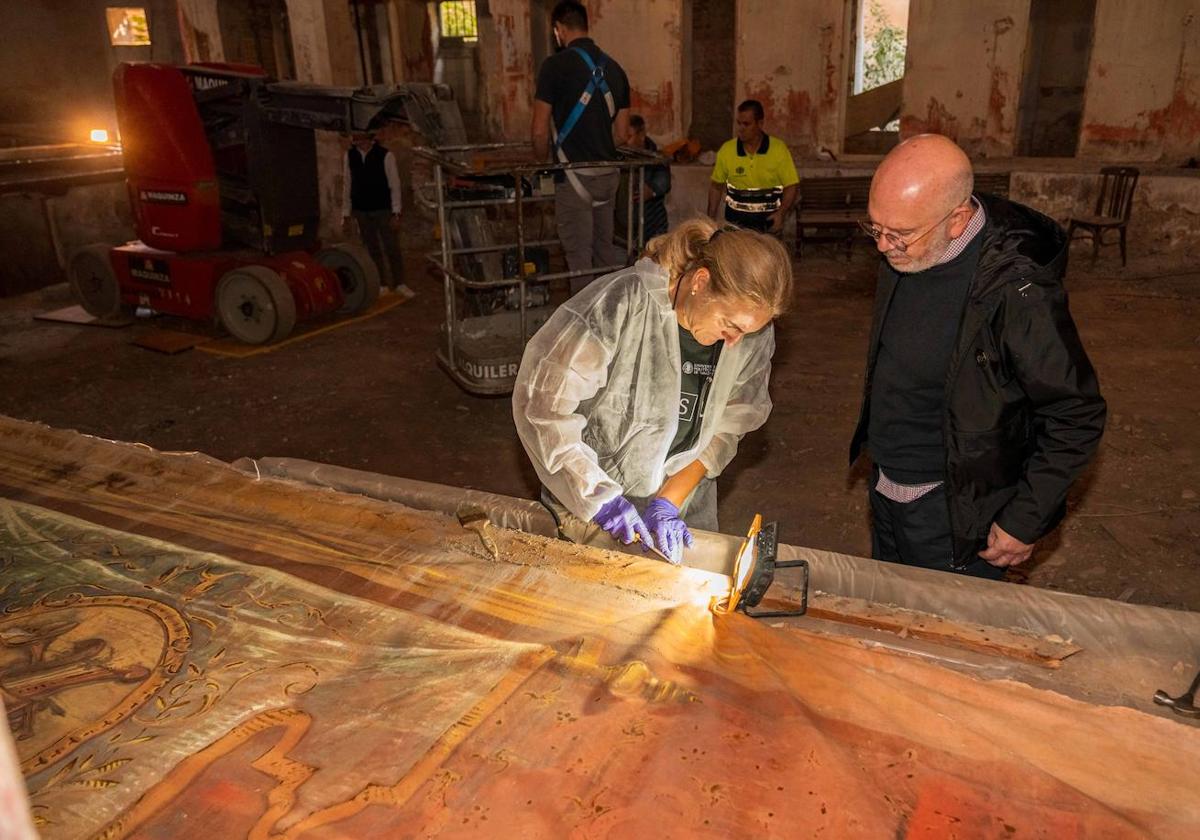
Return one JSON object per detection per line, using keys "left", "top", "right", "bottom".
{"left": 849, "top": 134, "right": 1105, "bottom": 579}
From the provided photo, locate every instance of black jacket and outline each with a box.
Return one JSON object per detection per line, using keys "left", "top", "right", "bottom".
{"left": 850, "top": 194, "right": 1106, "bottom": 563}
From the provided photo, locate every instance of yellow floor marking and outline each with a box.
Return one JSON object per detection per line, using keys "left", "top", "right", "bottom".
{"left": 197, "top": 295, "right": 406, "bottom": 358}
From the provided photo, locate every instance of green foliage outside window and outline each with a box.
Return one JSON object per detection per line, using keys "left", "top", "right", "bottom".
{"left": 440, "top": 1, "right": 478, "bottom": 42}
{"left": 862, "top": 0, "right": 906, "bottom": 91}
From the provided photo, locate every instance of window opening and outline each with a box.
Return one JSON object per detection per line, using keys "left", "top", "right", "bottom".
{"left": 107, "top": 7, "right": 151, "bottom": 46}
{"left": 439, "top": 1, "right": 479, "bottom": 42}
{"left": 854, "top": 0, "right": 907, "bottom": 106}
{"left": 843, "top": 0, "right": 907, "bottom": 152}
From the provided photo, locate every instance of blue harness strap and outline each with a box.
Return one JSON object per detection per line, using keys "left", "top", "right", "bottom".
{"left": 554, "top": 45, "right": 614, "bottom": 150}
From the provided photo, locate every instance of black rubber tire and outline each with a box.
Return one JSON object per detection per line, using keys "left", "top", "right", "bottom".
{"left": 316, "top": 242, "right": 382, "bottom": 315}
{"left": 215, "top": 265, "right": 297, "bottom": 344}
{"left": 68, "top": 244, "right": 130, "bottom": 319}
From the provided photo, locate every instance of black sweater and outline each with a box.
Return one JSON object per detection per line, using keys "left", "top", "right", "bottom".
{"left": 867, "top": 233, "right": 984, "bottom": 482}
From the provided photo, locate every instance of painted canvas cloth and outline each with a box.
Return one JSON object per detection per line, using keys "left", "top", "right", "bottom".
{"left": 0, "top": 415, "right": 1198, "bottom": 839}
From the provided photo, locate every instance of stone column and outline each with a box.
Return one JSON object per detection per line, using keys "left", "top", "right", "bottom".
{"left": 284, "top": 0, "right": 359, "bottom": 85}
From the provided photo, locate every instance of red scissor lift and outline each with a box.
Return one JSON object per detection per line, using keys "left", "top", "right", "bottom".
{"left": 69, "top": 62, "right": 444, "bottom": 343}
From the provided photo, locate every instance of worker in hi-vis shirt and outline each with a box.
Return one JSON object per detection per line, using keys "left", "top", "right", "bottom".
{"left": 706, "top": 100, "right": 799, "bottom": 235}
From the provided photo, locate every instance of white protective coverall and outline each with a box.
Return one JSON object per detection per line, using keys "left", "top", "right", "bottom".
{"left": 512, "top": 257, "right": 775, "bottom": 533}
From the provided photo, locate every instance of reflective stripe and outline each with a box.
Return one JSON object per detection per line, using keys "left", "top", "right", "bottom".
{"left": 725, "top": 184, "right": 782, "bottom": 212}
{"left": 725, "top": 196, "right": 780, "bottom": 213}
{"left": 727, "top": 186, "right": 782, "bottom": 201}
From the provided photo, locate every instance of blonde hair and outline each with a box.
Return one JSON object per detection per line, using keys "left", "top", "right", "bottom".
{"left": 644, "top": 217, "right": 794, "bottom": 315}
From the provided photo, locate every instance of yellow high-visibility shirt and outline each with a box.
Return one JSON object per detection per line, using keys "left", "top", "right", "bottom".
{"left": 711, "top": 134, "right": 799, "bottom": 212}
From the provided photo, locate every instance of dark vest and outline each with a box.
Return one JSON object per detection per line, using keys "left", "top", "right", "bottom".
{"left": 348, "top": 144, "right": 390, "bottom": 212}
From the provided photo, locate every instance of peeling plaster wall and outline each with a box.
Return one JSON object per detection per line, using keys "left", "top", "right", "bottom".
{"left": 735, "top": 0, "right": 845, "bottom": 157}
{"left": 1077, "top": 0, "right": 1200, "bottom": 162}
{"left": 590, "top": 0, "right": 686, "bottom": 139}
{"left": 900, "top": 0, "right": 1030, "bottom": 157}
{"left": 477, "top": 0, "right": 535, "bottom": 141}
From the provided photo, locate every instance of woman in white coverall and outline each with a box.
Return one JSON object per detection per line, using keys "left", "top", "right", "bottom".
{"left": 512, "top": 218, "right": 793, "bottom": 562}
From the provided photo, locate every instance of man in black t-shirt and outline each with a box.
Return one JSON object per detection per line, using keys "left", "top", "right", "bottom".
{"left": 531, "top": 2, "right": 631, "bottom": 294}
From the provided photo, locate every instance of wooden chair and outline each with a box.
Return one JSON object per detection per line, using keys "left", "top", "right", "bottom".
{"left": 1066, "top": 167, "right": 1139, "bottom": 266}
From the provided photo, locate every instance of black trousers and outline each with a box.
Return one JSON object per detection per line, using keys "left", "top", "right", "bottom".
{"left": 723, "top": 206, "right": 774, "bottom": 233}
{"left": 868, "top": 475, "right": 1005, "bottom": 580}
{"left": 353, "top": 209, "right": 404, "bottom": 289}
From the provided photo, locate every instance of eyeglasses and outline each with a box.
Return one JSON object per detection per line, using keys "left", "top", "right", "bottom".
{"left": 859, "top": 201, "right": 968, "bottom": 254}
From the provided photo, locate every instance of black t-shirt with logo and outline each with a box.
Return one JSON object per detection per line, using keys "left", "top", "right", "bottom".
{"left": 669, "top": 326, "right": 723, "bottom": 458}
{"left": 534, "top": 38, "right": 630, "bottom": 164}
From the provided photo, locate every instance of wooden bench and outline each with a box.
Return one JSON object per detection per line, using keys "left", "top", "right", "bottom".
{"left": 974, "top": 171, "right": 1011, "bottom": 198}
{"left": 794, "top": 171, "right": 1012, "bottom": 259}
{"left": 794, "top": 176, "right": 872, "bottom": 259}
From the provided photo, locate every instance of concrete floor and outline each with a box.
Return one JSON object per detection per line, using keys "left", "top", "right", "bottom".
{"left": 1, "top": 243, "right": 1197, "bottom": 612}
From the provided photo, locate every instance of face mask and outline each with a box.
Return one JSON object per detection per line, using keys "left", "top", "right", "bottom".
{"left": 553, "top": 26, "right": 564, "bottom": 52}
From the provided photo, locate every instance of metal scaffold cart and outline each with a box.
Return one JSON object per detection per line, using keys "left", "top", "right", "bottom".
{"left": 415, "top": 143, "right": 662, "bottom": 395}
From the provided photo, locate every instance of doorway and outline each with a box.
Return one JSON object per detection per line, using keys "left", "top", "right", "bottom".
{"left": 1016, "top": 0, "right": 1096, "bottom": 157}
{"left": 687, "top": 0, "right": 735, "bottom": 150}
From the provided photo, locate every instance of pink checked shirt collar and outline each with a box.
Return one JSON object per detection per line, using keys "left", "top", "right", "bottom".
{"left": 934, "top": 195, "right": 985, "bottom": 266}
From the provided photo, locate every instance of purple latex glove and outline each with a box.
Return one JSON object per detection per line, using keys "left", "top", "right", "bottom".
{"left": 642, "top": 497, "right": 694, "bottom": 564}
{"left": 593, "top": 496, "right": 655, "bottom": 550}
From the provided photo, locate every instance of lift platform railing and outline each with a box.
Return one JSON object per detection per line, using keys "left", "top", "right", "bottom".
{"left": 414, "top": 142, "right": 665, "bottom": 395}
